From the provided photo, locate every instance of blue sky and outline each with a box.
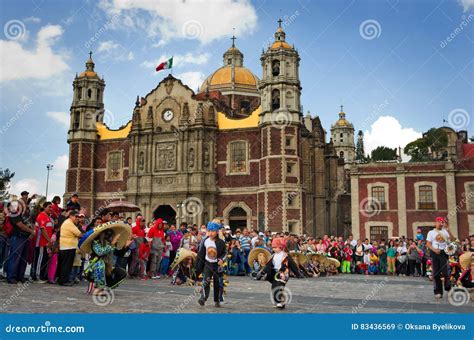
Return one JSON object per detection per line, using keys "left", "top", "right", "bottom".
{"left": 0, "top": 0, "right": 473, "bottom": 200}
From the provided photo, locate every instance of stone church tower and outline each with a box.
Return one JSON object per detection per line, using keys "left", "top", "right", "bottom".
{"left": 330, "top": 106, "right": 355, "bottom": 163}
{"left": 66, "top": 53, "right": 106, "bottom": 214}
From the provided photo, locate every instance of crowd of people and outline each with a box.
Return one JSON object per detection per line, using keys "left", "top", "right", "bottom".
{"left": 0, "top": 191, "right": 473, "bottom": 304}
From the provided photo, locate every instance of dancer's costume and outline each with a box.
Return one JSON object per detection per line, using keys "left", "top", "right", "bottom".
{"left": 195, "top": 221, "right": 227, "bottom": 305}
{"left": 458, "top": 251, "right": 473, "bottom": 289}
{"left": 170, "top": 247, "right": 197, "bottom": 285}
{"left": 258, "top": 238, "right": 302, "bottom": 308}
{"left": 79, "top": 222, "right": 131, "bottom": 293}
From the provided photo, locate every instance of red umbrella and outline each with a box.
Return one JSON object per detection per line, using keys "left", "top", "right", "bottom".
{"left": 105, "top": 200, "right": 141, "bottom": 213}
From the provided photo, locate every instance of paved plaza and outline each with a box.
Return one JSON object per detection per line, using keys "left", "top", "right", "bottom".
{"left": 1, "top": 274, "right": 472, "bottom": 314}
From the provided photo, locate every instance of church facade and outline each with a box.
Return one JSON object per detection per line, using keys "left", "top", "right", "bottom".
{"left": 65, "top": 23, "right": 351, "bottom": 235}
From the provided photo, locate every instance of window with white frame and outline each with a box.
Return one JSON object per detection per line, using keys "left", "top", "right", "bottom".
{"left": 418, "top": 185, "right": 435, "bottom": 210}
{"left": 371, "top": 186, "right": 387, "bottom": 210}
{"left": 229, "top": 141, "right": 247, "bottom": 174}
{"left": 107, "top": 151, "right": 123, "bottom": 180}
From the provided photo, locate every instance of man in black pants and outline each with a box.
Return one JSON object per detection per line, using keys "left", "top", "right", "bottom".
{"left": 426, "top": 217, "right": 455, "bottom": 299}
{"left": 195, "top": 220, "right": 226, "bottom": 307}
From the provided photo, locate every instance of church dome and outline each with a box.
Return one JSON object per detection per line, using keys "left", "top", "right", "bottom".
{"left": 202, "top": 66, "right": 258, "bottom": 89}
{"left": 332, "top": 107, "right": 354, "bottom": 129}
{"left": 270, "top": 41, "right": 292, "bottom": 50}
{"left": 78, "top": 54, "right": 99, "bottom": 79}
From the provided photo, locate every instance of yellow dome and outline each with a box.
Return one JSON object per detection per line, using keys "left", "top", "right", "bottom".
{"left": 271, "top": 41, "right": 292, "bottom": 50}
{"left": 79, "top": 70, "right": 98, "bottom": 78}
{"left": 335, "top": 118, "right": 351, "bottom": 127}
{"left": 203, "top": 66, "right": 258, "bottom": 88}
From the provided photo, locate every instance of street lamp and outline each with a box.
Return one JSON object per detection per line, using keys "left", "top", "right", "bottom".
{"left": 46, "top": 164, "right": 53, "bottom": 198}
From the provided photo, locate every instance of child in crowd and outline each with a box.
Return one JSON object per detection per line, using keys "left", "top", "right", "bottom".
{"left": 386, "top": 240, "right": 396, "bottom": 275}
{"left": 161, "top": 235, "right": 172, "bottom": 277}
{"left": 368, "top": 251, "right": 379, "bottom": 275}
{"left": 47, "top": 229, "right": 60, "bottom": 284}
{"left": 138, "top": 239, "right": 150, "bottom": 280}
{"left": 377, "top": 241, "right": 387, "bottom": 274}
{"left": 362, "top": 249, "right": 371, "bottom": 275}
{"left": 341, "top": 243, "right": 352, "bottom": 274}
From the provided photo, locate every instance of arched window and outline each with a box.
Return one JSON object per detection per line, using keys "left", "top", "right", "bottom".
{"left": 87, "top": 88, "right": 92, "bottom": 99}
{"left": 240, "top": 100, "right": 250, "bottom": 114}
{"left": 272, "top": 60, "right": 280, "bottom": 76}
{"left": 107, "top": 151, "right": 123, "bottom": 180}
{"left": 340, "top": 151, "right": 344, "bottom": 158}
{"left": 77, "top": 87, "right": 82, "bottom": 100}
{"left": 96, "top": 89, "right": 100, "bottom": 101}
{"left": 271, "top": 89, "right": 280, "bottom": 111}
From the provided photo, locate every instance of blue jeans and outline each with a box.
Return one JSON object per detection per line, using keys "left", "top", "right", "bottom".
{"left": 160, "top": 257, "right": 169, "bottom": 276}
{"left": 243, "top": 248, "right": 251, "bottom": 273}
{"left": 7, "top": 234, "right": 30, "bottom": 282}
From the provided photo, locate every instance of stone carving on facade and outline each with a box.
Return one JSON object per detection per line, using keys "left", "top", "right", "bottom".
{"left": 195, "top": 103, "right": 204, "bottom": 123}
{"left": 203, "top": 146, "right": 210, "bottom": 168}
{"left": 147, "top": 106, "right": 153, "bottom": 121}
{"left": 138, "top": 151, "right": 145, "bottom": 171}
{"left": 165, "top": 79, "right": 174, "bottom": 95}
{"left": 208, "top": 105, "right": 216, "bottom": 124}
{"left": 181, "top": 102, "right": 190, "bottom": 121}
{"left": 188, "top": 148, "right": 195, "bottom": 168}
{"left": 155, "top": 142, "right": 176, "bottom": 170}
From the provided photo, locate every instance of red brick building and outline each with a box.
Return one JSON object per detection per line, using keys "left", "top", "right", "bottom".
{"left": 65, "top": 23, "right": 349, "bottom": 235}
{"left": 350, "top": 129, "right": 474, "bottom": 241}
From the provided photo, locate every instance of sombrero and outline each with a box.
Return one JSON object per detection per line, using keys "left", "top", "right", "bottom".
{"left": 248, "top": 248, "right": 271, "bottom": 270}
{"left": 459, "top": 251, "right": 472, "bottom": 270}
{"left": 309, "top": 253, "right": 325, "bottom": 263}
{"left": 79, "top": 221, "right": 131, "bottom": 254}
{"left": 170, "top": 247, "right": 197, "bottom": 270}
{"left": 327, "top": 257, "right": 341, "bottom": 268}
{"left": 289, "top": 251, "right": 308, "bottom": 266}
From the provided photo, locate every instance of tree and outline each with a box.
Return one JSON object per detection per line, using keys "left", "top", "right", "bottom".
{"left": 371, "top": 146, "right": 398, "bottom": 161}
{"left": 404, "top": 128, "right": 448, "bottom": 162}
{"left": 355, "top": 130, "right": 367, "bottom": 162}
{"left": 0, "top": 168, "right": 15, "bottom": 199}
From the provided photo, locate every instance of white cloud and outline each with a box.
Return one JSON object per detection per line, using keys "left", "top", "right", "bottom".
{"left": 97, "top": 40, "right": 119, "bottom": 52}
{"left": 53, "top": 154, "right": 69, "bottom": 172}
{"left": 459, "top": 0, "right": 474, "bottom": 11}
{"left": 47, "top": 111, "right": 69, "bottom": 128}
{"left": 10, "top": 178, "right": 42, "bottom": 197}
{"left": 97, "top": 40, "right": 134, "bottom": 61}
{"left": 141, "top": 53, "right": 210, "bottom": 70}
{"left": 99, "top": 0, "right": 258, "bottom": 44}
{"left": 176, "top": 71, "right": 205, "bottom": 91}
{"left": 0, "top": 24, "right": 69, "bottom": 82}
{"left": 363, "top": 116, "right": 421, "bottom": 161}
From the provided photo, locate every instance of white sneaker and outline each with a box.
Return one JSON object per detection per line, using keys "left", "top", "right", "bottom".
{"left": 276, "top": 303, "right": 284, "bottom": 308}
{"left": 435, "top": 294, "right": 442, "bottom": 299}
{"left": 152, "top": 275, "right": 161, "bottom": 279}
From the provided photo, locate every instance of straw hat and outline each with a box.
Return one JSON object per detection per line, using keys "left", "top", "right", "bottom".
{"left": 289, "top": 251, "right": 308, "bottom": 266}
{"left": 459, "top": 251, "right": 472, "bottom": 270}
{"left": 309, "top": 253, "right": 325, "bottom": 263}
{"left": 327, "top": 257, "right": 341, "bottom": 268}
{"left": 170, "top": 247, "right": 197, "bottom": 270}
{"left": 248, "top": 248, "right": 271, "bottom": 270}
{"left": 79, "top": 221, "right": 131, "bottom": 254}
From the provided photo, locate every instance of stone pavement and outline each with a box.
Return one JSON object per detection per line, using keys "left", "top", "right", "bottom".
{"left": 0, "top": 274, "right": 472, "bottom": 313}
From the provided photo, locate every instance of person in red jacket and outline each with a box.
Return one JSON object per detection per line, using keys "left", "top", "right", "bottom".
{"left": 138, "top": 239, "right": 150, "bottom": 280}
{"left": 129, "top": 216, "right": 145, "bottom": 278}
{"left": 148, "top": 218, "right": 165, "bottom": 279}
{"left": 31, "top": 202, "right": 53, "bottom": 282}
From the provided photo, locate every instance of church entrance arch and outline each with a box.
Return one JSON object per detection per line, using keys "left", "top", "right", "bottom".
{"left": 153, "top": 205, "right": 176, "bottom": 225}
{"left": 223, "top": 201, "right": 252, "bottom": 233}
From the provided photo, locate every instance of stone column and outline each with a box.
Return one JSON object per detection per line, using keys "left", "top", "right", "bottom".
{"left": 350, "top": 167, "right": 360, "bottom": 240}
{"left": 396, "top": 165, "right": 407, "bottom": 238}
{"left": 445, "top": 162, "right": 458, "bottom": 238}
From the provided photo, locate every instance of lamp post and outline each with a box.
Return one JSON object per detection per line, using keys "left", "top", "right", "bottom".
{"left": 46, "top": 164, "right": 53, "bottom": 199}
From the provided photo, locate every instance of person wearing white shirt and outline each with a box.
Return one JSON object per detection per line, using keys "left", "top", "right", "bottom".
{"left": 426, "top": 217, "right": 455, "bottom": 298}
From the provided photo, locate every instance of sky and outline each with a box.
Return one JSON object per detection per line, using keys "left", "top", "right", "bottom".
{"left": 0, "top": 0, "right": 473, "bottom": 201}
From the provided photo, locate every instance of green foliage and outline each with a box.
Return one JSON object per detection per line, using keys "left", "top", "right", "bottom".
{"left": 371, "top": 146, "right": 398, "bottom": 161}
{"left": 0, "top": 168, "right": 15, "bottom": 199}
{"left": 404, "top": 128, "right": 448, "bottom": 162}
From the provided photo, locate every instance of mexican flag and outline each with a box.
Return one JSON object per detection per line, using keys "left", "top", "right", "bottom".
{"left": 156, "top": 57, "right": 173, "bottom": 72}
